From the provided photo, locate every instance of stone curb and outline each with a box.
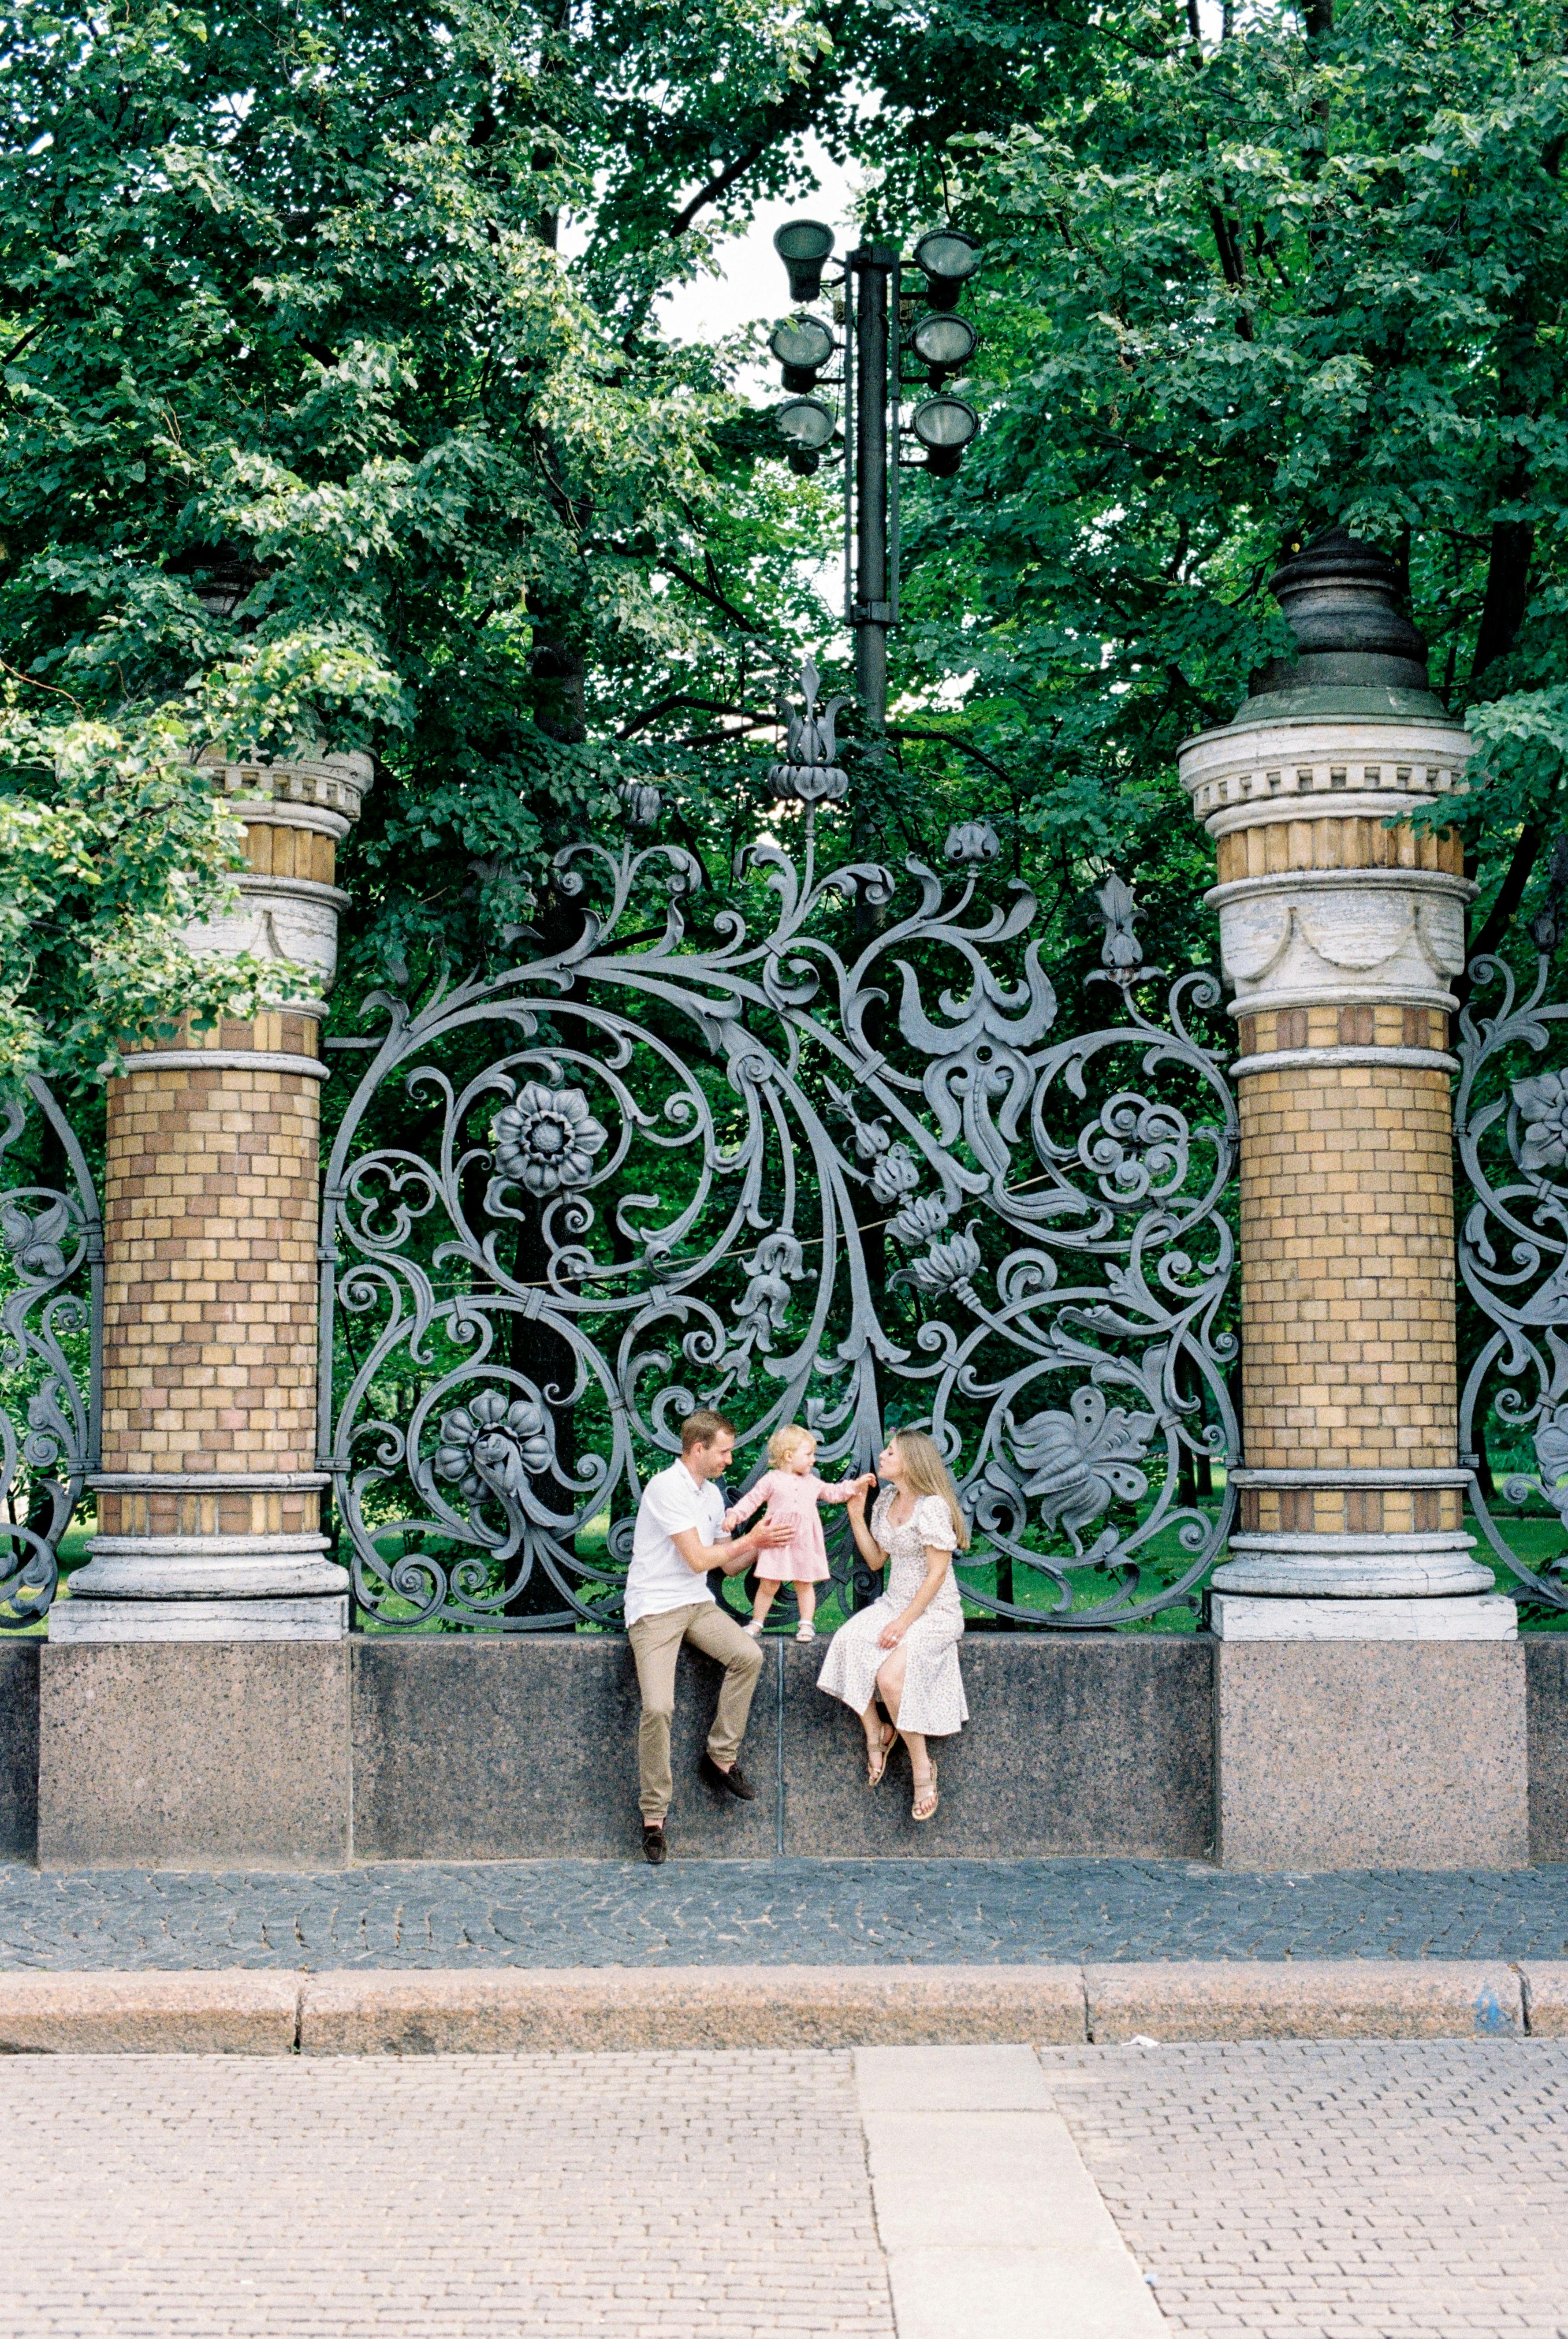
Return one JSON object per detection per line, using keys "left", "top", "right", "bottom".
{"left": 297, "top": 1964, "right": 1089, "bottom": 2053}
{"left": 1086, "top": 1959, "right": 1527, "bottom": 2041}
{"left": 1518, "top": 1962, "right": 1568, "bottom": 2034}
{"left": 0, "top": 1969, "right": 300, "bottom": 2054}
{"left": 3, "top": 1962, "right": 1565, "bottom": 2051}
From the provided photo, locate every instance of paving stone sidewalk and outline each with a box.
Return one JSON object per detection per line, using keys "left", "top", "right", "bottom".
{"left": 4, "top": 1856, "right": 1568, "bottom": 1970}
{"left": 3, "top": 2041, "right": 1565, "bottom": 2338}
{"left": 0, "top": 2049, "right": 894, "bottom": 2339}
{"left": 1049, "top": 2038, "right": 1568, "bottom": 2336}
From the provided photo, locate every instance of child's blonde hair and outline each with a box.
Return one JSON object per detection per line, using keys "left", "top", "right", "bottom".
{"left": 887, "top": 1429, "right": 971, "bottom": 1550}
{"left": 767, "top": 1422, "right": 816, "bottom": 1469}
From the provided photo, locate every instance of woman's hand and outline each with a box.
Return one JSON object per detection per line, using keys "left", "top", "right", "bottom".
{"left": 877, "top": 1614, "right": 908, "bottom": 1651}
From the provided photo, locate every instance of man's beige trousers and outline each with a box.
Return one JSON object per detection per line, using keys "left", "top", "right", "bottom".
{"left": 627, "top": 1599, "right": 766, "bottom": 1821}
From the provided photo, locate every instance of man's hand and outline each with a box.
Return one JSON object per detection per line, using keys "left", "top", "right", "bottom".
{"left": 697, "top": 1514, "right": 795, "bottom": 1578}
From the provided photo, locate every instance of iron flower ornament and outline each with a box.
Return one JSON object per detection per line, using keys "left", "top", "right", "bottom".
{"left": 1005, "top": 1386, "right": 1157, "bottom": 1555}
{"left": 434, "top": 1391, "right": 555, "bottom": 1506}
{"left": 492, "top": 1082, "right": 609, "bottom": 1197}
{"left": 1513, "top": 1071, "right": 1568, "bottom": 1175}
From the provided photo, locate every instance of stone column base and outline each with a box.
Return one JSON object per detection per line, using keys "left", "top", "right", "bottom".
{"left": 1215, "top": 1639, "right": 1527, "bottom": 1870}
{"left": 50, "top": 1594, "right": 348, "bottom": 1643}
{"left": 1212, "top": 1593, "right": 1517, "bottom": 1642}
{"left": 1213, "top": 1531, "right": 1494, "bottom": 1598}
{"left": 54, "top": 1536, "right": 349, "bottom": 1641}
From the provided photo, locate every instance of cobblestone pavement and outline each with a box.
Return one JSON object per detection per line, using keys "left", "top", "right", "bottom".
{"left": 1045, "top": 2039, "right": 1568, "bottom": 2337}
{"left": 3, "top": 1857, "right": 1568, "bottom": 1970}
{"left": 4, "top": 2043, "right": 1568, "bottom": 2339}
{"left": 0, "top": 2050, "right": 894, "bottom": 2339}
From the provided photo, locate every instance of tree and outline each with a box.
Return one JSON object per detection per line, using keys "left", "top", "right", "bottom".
{"left": 0, "top": 0, "right": 852, "bottom": 1080}
{"left": 883, "top": 0, "right": 1568, "bottom": 961}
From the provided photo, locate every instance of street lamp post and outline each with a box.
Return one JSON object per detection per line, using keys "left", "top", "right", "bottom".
{"left": 767, "top": 219, "right": 983, "bottom": 748}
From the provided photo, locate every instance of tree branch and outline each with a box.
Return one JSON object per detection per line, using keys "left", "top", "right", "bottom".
{"left": 1470, "top": 822, "right": 1545, "bottom": 968}
{"left": 617, "top": 696, "right": 768, "bottom": 740}
{"left": 887, "top": 726, "right": 1024, "bottom": 786}
{"left": 669, "top": 138, "right": 773, "bottom": 238}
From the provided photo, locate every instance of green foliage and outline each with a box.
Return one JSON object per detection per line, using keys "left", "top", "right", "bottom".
{"left": 11, "top": 0, "right": 1568, "bottom": 1090}
{"left": 886, "top": 0, "right": 1568, "bottom": 960}
{"left": 0, "top": 0, "right": 845, "bottom": 1076}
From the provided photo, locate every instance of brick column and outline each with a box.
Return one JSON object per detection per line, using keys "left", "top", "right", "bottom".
{"left": 53, "top": 751, "right": 369, "bottom": 1642}
{"left": 1179, "top": 530, "right": 1508, "bottom": 1641}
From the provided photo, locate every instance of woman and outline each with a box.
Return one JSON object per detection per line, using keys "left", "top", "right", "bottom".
{"left": 816, "top": 1429, "right": 969, "bottom": 1822}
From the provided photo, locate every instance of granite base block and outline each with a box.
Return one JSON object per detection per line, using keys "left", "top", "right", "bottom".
{"left": 1215, "top": 1639, "right": 1529, "bottom": 1870}
{"left": 37, "top": 1641, "right": 351, "bottom": 1869}
{"left": 782, "top": 1633, "right": 1214, "bottom": 1858}
{"left": 1525, "top": 1637, "right": 1568, "bottom": 1862}
{"left": 0, "top": 1639, "right": 38, "bottom": 1861}
{"left": 350, "top": 1634, "right": 779, "bottom": 1861}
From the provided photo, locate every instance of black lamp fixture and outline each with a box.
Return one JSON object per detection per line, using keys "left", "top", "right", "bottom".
{"left": 768, "top": 314, "right": 835, "bottom": 393}
{"left": 772, "top": 220, "right": 835, "bottom": 305}
{"left": 909, "top": 311, "right": 976, "bottom": 388}
{"left": 912, "top": 396, "right": 979, "bottom": 477}
{"left": 912, "top": 227, "right": 981, "bottom": 310}
{"left": 760, "top": 213, "right": 984, "bottom": 742}
{"left": 775, "top": 395, "right": 836, "bottom": 475}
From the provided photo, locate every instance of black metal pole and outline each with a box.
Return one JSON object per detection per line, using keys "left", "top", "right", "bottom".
{"left": 851, "top": 244, "right": 895, "bottom": 749}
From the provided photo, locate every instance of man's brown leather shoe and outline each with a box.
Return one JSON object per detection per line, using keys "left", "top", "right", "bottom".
{"left": 642, "top": 1823, "right": 667, "bottom": 1864}
{"left": 700, "top": 1752, "right": 756, "bottom": 1801}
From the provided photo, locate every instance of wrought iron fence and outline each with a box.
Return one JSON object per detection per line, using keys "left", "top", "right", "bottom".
{"left": 1456, "top": 950, "right": 1568, "bottom": 1612}
{"left": 320, "top": 818, "right": 1240, "bottom": 1633}
{"left": 0, "top": 1077, "right": 101, "bottom": 1624}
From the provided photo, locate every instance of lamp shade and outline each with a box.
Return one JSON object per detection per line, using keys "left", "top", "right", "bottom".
{"left": 912, "top": 227, "right": 982, "bottom": 310}
{"left": 909, "top": 311, "right": 977, "bottom": 384}
{"left": 912, "top": 395, "right": 979, "bottom": 477}
{"left": 769, "top": 314, "right": 835, "bottom": 392}
{"left": 775, "top": 395, "right": 836, "bottom": 473}
{"left": 773, "top": 219, "right": 835, "bottom": 304}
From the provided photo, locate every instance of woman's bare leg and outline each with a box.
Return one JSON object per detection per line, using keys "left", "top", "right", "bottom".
{"left": 877, "top": 1651, "right": 934, "bottom": 1810}
{"left": 875, "top": 1647, "right": 907, "bottom": 1726}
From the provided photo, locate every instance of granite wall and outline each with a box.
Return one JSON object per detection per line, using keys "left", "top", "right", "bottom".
{"left": 350, "top": 1632, "right": 1215, "bottom": 1864}
{"left": 1526, "top": 1635, "right": 1568, "bottom": 1862}
{"left": 0, "top": 1641, "right": 38, "bottom": 1861}
{"left": 10, "top": 1628, "right": 1568, "bottom": 1868}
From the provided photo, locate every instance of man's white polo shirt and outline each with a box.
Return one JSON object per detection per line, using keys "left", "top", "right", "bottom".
{"left": 626, "top": 1458, "right": 725, "bottom": 1627}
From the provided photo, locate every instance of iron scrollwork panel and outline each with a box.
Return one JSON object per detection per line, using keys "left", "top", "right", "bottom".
{"left": 0, "top": 1077, "right": 101, "bottom": 1623}
{"left": 321, "top": 832, "right": 1239, "bottom": 1631}
{"left": 1457, "top": 951, "right": 1568, "bottom": 1609}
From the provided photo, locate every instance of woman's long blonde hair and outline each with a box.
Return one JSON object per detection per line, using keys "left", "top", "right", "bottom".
{"left": 887, "top": 1430, "right": 970, "bottom": 1550}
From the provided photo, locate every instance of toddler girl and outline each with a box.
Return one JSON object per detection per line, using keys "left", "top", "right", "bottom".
{"left": 723, "top": 1425, "right": 873, "bottom": 1642}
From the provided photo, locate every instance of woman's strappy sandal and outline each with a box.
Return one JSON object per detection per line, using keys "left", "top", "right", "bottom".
{"left": 866, "top": 1722, "right": 896, "bottom": 1788}
{"left": 912, "top": 1758, "right": 939, "bottom": 1823}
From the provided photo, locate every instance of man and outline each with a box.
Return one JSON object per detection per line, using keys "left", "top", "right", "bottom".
{"left": 626, "top": 1409, "right": 794, "bottom": 1865}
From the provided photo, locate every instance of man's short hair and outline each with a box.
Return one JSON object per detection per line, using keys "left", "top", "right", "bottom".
{"left": 681, "top": 1409, "right": 735, "bottom": 1454}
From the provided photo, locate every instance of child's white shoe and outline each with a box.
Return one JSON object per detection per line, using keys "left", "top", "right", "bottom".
{"left": 745, "top": 1620, "right": 764, "bottom": 1637}
{"left": 795, "top": 1623, "right": 816, "bottom": 1643}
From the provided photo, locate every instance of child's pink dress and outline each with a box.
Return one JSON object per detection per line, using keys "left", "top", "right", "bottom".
{"left": 726, "top": 1471, "right": 833, "bottom": 1582}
